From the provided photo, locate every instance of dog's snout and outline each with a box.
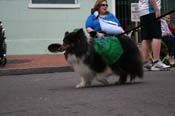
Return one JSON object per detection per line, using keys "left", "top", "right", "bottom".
{"left": 62, "top": 43, "right": 71, "bottom": 50}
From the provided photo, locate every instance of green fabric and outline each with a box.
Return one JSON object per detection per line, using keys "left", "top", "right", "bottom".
{"left": 94, "top": 36, "right": 123, "bottom": 64}
{"left": 161, "top": 40, "right": 168, "bottom": 50}
{"left": 73, "top": 28, "right": 80, "bottom": 32}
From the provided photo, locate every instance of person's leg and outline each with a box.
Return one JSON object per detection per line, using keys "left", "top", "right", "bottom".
{"left": 151, "top": 38, "right": 170, "bottom": 70}
{"left": 141, "top": 40, "right": 152, "bottom": 70}
{"left": 162, "top": 36, "right": 172, "bottom": 55}
{"left": 162, "top": 35, "right": 175, "bottom": 65}
{"left": 151, "top": 38, "right": 161, "bottom": 61}
{"left": 167, "top": 35, "right": 175, "bottom": 65}
{"left": 151, "top": 38, "right": 171, "bottom": 70}
{"left": 171, "top": 35, "right": 175, "bottom": 57}
{"left": 148, "top": 14, "right": 170, "bottom": 70}
{"left": 141, "top": 40, "right": 151, "bottom": 61}
{"left": 140, "top": 14, "right": 153, "bottom": 70}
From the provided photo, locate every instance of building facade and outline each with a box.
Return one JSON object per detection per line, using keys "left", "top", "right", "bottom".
{"left": 0, "top": 0, "right": 115, "bottom": 55}
{"left": 0, "top": 0, "right": 174, "bottom": 55}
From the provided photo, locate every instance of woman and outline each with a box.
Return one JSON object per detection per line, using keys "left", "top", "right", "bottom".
{"left": 85, "top": 0, "right": 124, "bottom": 38}
{"left": 161, "top": 18, "right": 175, "bottom": 67}
{"left": 165, "top": 15, "right": 175, "bottom": 35}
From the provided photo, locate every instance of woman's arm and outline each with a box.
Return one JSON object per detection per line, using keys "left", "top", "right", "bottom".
{"left": 150, "top": 0, "right": 161, "bottom": 18}
{"left": 109, "top": 13, "right": 125, "bottom": 33}
{"left": 86, "top": 27, "right": 105, "bottom": 38}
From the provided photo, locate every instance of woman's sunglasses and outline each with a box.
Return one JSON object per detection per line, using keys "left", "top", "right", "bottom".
{"left": 100, "top": 4, "right": 108, "bottom": 7}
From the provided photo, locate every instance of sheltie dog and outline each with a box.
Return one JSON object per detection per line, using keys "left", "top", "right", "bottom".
{"left": 49, "top": 28, "right": 143, "bottom": 88}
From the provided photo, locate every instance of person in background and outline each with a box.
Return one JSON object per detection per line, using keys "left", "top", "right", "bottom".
{"left": 139, "top": 0, "right": 170, "bottom": 71}
{"left": 161, "top": 18, "right": 175, "bottom": 67}
{"left": 85, "top": 0, "right": 124, "bottom": 38}
{"left": 165, "top": 15, "right": 175, "bottom": 35}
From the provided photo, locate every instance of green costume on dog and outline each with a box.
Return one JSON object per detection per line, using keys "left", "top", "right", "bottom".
{"left": 94, "top": 36, "right": 123, "bottom": 64}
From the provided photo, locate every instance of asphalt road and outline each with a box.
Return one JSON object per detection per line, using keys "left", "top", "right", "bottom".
{"left": 0, "top": 71, "right": 175, "bottom": 116}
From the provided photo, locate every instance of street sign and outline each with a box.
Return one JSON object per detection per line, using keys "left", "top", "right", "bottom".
{"left": 131, "top": 3, "right": 140, "bottom": 22}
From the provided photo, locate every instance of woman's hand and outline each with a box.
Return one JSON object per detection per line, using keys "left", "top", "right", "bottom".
{"left": 96, "top": 32, "right": 105, "bottom": 38}
{"left": 155, "top": 9, "right": 161, "bottom": 18}
{"left": 165, "top": 32, "right": 172, "bottom": 36}
{"left": 86, "top": 27, "right": 105, "bottom": 38}
{"left": 163, "top": 32, "right": 172, "bottom": 36}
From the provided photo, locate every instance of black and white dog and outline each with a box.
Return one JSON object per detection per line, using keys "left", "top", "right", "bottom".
{"left": 48, "top": 29, "right": 143, "bottom": 88}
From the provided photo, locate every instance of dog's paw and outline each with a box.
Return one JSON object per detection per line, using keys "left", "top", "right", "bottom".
{"left": 96, "top": 79, "right": 109, "bottom": 85}
{"left": 76, "top": 83, "right": 90, "bottom": 88}
{"left": 76, "top": 84, "right": 86, "bottom": 88}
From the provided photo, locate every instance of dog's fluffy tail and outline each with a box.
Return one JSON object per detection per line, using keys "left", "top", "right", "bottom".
{"left": 117, "top": 35, "right": 143, "bottom": 78}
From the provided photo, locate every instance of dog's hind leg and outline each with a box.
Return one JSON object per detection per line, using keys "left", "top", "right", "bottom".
{"left": 95, "top": 67, "right": 112, "bottom": 85}
{"left": 117, "top": 72, "right": 128, "bottom": 85}
{"left": 112, "top": 67, "right": 127, "bottom": 85}
{"left": 96, "top": 75, "right": 109, "bottom": 85}
{"left": 130, "top": 74, "right": 136, "bottom": 83}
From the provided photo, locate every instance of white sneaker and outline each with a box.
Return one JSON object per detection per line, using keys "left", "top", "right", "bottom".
{"left": 151, "top": 60, "right": 170, "bottom": 71}
{"left": 143, "top": 60, "right": 152, "bottom": 71}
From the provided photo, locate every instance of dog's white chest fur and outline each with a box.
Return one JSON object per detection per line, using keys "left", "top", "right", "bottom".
{"left": 67, "top": 54, "right": 93, "bottom": 74}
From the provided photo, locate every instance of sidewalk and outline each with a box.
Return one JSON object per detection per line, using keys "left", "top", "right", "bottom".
{"left": 1, "top": 54, "right": 175, "bottom": 76}
{"left": 0, "top": 54, "right": 73, "bottom": 76}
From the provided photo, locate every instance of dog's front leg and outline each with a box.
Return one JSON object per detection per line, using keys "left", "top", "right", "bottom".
{"left": 76, "top": 76, "right": 92, "bottom": 88}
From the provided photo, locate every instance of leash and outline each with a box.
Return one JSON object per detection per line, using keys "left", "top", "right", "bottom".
{"left": 119, "top": 9, "right": 175, "bottom": 36}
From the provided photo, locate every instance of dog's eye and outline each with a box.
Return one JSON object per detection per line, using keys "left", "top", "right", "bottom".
{"left": 63, "top": 39, "right": 70, "bottom": 44}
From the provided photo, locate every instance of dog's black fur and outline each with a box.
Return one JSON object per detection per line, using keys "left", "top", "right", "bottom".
{"left": 62, "top": 29, "right": 143, "bottom": 87}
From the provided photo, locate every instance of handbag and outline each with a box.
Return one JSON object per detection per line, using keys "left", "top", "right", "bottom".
{"left": 98, "top": 17, "right": 123, "bottom": 35}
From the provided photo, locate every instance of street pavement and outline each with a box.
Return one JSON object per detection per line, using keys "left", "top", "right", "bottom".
{"left": 0, "top": 71, "right": 175, "bottom": 116}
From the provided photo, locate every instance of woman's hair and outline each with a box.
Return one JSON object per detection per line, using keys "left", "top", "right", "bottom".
{"left": 92, "top": 0, "right": 108, "bottom": 14}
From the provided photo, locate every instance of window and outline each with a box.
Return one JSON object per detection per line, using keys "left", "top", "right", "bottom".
{"left": 28, "top": 0, "right": 80, "bottom": 9}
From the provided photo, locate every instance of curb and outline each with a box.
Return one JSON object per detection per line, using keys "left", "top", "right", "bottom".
{"left": 0, "top": 66, "right": 73, "bottom": 76}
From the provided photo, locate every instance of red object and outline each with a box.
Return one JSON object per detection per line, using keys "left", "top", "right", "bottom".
{"left": 168, "top": 25, "right": 175, "bottom": 34}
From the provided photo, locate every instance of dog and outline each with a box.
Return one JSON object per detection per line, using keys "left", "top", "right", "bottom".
{"left": 49, "top": 28, "right": 143, "bottom": 88}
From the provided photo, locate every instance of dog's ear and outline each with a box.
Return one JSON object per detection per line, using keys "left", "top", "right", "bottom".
{"left": 65, "top": 31, "right": 69, "bottom": 36}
